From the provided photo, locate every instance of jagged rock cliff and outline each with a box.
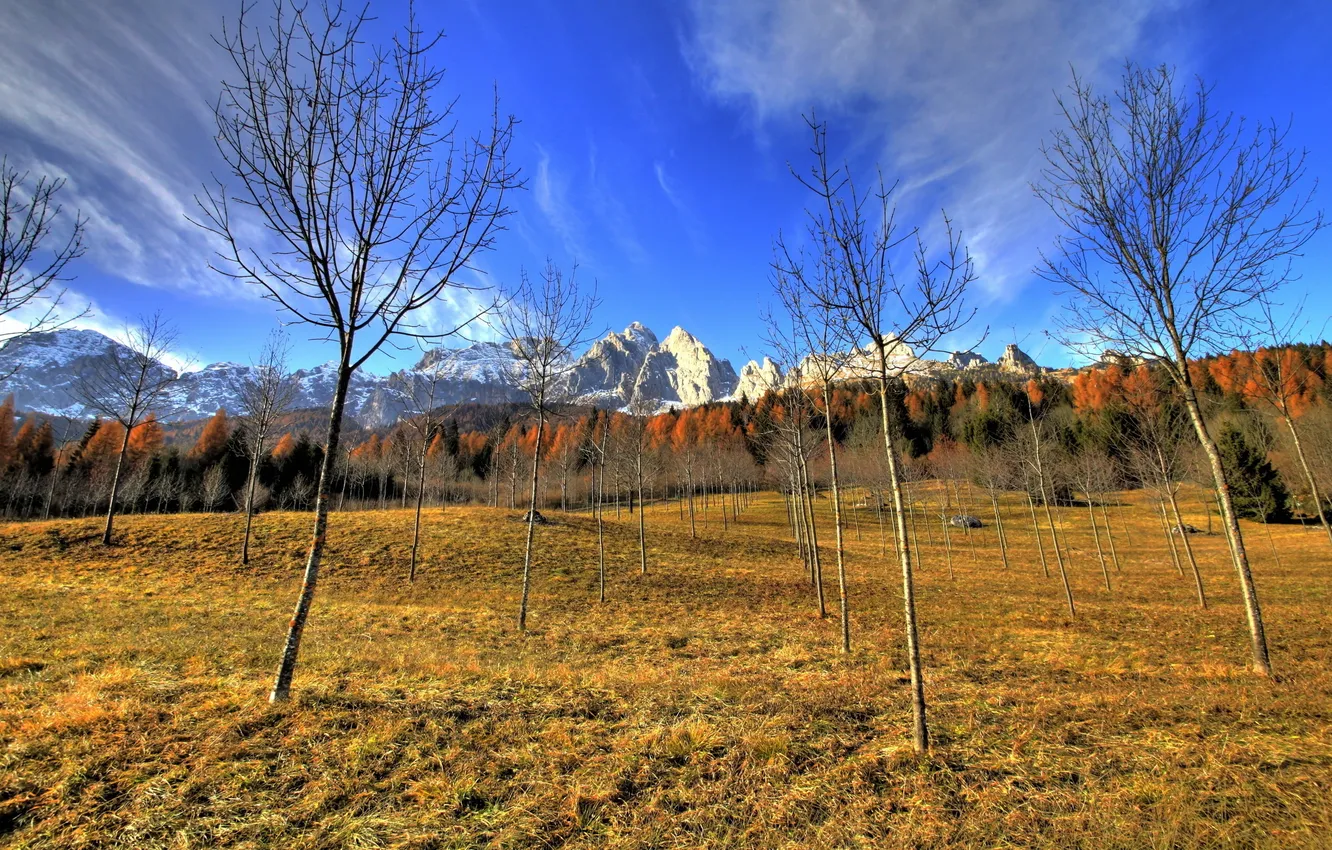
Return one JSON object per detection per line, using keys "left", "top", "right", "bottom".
{"left": 733, "top": 357, "right": 783, "bottom": 400}
{"left": 946, "top": 351, "right": 989, "bottom": 370}
{"left": 631, "top": 327, "right": 738, "bottom": 407}
{"left": 565, "top": 322, "right": 659, "bottom": 405}
{"left": 997, "top": 344, "right": 1039, "bottom": 374}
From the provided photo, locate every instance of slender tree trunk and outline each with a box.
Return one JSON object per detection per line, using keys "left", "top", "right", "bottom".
{"left": 921, "top": 485, "right": 935, "bottom": 546}
{"left": 338, "top": 459, "right": 348, "bottom": 511}
{"left": 938, "top": 492, "right": 955, "bottom": 581}
{"left": 686, "top": 467, "right": 696, "bottom": 538}
{"left": 101, "top": 426, "right": 134, "bottom": 545}
{"left": 953, "top": 479, "right": 977, "bottom": 563}
{"left": 791, "top": 479, "right": 810, "bottom": 581}
{"left": 1031, "top": 418, "right": 1074, "bottom": 617}
{"left": 1026, "top": 491, "right": 1050, "bottom": 578}
{"left": 822, "top": 384, "right": 850, "bottom": 653}
{"left": 875, "top": 495, "right": 887, "bottom": 556}
{"left": 1263, "top": 518, "right": 1282, "bottom": 568}
{"left": 44, "top": 469, "right": 60, "bottom": 520}
{"left": 242, "top": 453, "right": 261, "bottom": 564}
{"left": 636, "top": 452, "right": 647, "bottom": 575}
{"left": 905, "top": 484, "right": 919, "bottom": 571}
{"left": 1167, "top": 488, "right": 1208, "bottom": 609}
{"left": 518, "top": 411, "right": 546, "bottom": 631}
{"left": 784, "top": 485, "right": 796, "bottom": 538}
{"left": 270, "top": 355, "right": 352, "bottom": 703}
{"left": 409, "top": 443, "right": 429, "bottom": 584}
{"left": 597, "top": 445, "right": 607, "bottom": 603}
{"left": 799, "top": 452, "right": 826, "bottom": 618}
{"left": 875, "top": 362, "right": 928, "bottom": 753}
{"left": 1178, "top": 379, "right": 1271, "bottom": 676}
{"left": 509, "top": 445, "right": 517, "bottom": 509}
{"left": 1159, "top": 492, "right": 1185, "bottom": 576}
{"left": 1099, "top": 501, "right": 1121, "bottom": 573}
{"left": 1085, "top": 493, "right": 1110, "bottom": 592}
{"left": 990, "top": 490, "right": 1010, "bottom": 570}
{"left": 1283, "top": 413, "right": 1332, "bottom": 548}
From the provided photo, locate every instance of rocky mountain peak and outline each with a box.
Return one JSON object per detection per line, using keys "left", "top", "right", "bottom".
{"left": 998, "top": 344, "right": 1039, "bottom": 374}
{"left": 946, "top": 351, "right": 988, "bottom": 370}
{"left": 733, "top": 357, "right": 783, "bottom": 400}
{"left": 662, "top": 326, "right": 701, "bottom": 351}
{"left": 623, "top": 322, "right": 657, "bottom": 344}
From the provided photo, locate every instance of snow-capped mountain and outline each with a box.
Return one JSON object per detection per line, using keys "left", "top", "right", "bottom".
{"left": 0, "top": 329, "right": 150, "bottom": 418}
{"left": 0, "top": 324, "right": 741, "bottom": 426}
{"left": 0, "top": 326, "right": 1047, "bottom": 427}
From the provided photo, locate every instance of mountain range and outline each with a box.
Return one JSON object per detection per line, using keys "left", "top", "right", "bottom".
{"left": 0, "top": 326, "right": 1045, "bottom": 427}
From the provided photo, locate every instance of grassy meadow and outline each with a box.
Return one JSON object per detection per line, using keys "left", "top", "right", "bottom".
{"left": 1, "top": 486, "right": 1330, "bottom": 848}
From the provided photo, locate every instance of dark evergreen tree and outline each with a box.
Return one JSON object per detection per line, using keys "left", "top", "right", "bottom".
{"left": 1218, "top": 424, "right": 1290, "bottom": 522}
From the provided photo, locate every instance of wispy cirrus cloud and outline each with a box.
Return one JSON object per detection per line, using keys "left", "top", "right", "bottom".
{"left": 532, "top": 142, "right": 653, "bottom": 267}
{"left": 0, "top": 0, "right": 244, "bottom": 299}
{"left": 654, "top": 160, "right": 705, "bottom": 251}
{"left": 533, "top": 145, "right": 585, "bottom": 259}
{"left": 684, "top": 0, "right": 1187, "bottom": 304}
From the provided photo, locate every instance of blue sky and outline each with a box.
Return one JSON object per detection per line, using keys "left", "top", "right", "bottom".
{"left": 1, "top": 0, "right": 1329, "bottom": 374}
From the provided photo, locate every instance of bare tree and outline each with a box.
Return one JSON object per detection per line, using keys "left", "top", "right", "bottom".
{"left": 201, "top": 463, "right": 230, "bottom": 513}
{"left": 392, "top": 356, "right": 451, "bottom": 583}
{"left": 777, "top": 116, "right": 978, "bottom": 752}
{"left": 1241, "top": 301, "right": 1332, "bottom": 548}
{"left": 585, "top": 411, "right": 610, "bottom": 602}
{"left": 1118, "top": 370, "right": 1209, "bottom": 608}
{"left": 0, "top": 158, "right": 86, "bottom": 346}
{"left": 971, "top": 446, "right": 1014, "bottom": 571}
{"left": 624, "top": 391, "right": 658, "bottom": 576}
{"left": 43, "top": 419, "right": 76, "bottom": 520}
{"left": 499, "top": 261, "right": 598, "bottom": 631}
{"left": 196, "top": 0, "right": 520, "bottom": 702}
{"left": 236, "top": 332, "right": 297, "bottom": 564}
{"left": 1023, "top": 405, "right": 1076, "bottom": 617}
{"left": 1067, "top": 446, "right": 1113, "bottom": 593}
{"left": 770, "top": 266, "right": 854, "bottom": 653}
{"left": 77, "top": 314, "right": 180, "bottom": 544}
{"left": 1036, "top": 64, "right": 1322, "bottom": 676}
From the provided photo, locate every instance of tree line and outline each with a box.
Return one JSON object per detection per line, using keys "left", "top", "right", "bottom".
{"left": 4, "top": 342, "right": 1327, "bottom": 539}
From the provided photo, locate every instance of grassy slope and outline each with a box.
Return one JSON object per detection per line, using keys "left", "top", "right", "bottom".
{"left": 1, "top": 488, "right": 1330, "bottom": 848}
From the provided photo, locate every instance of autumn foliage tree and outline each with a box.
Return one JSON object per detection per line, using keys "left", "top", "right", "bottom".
{"left": 189, "top": 409, "right": 230, "bottom": 467}
{"left": 1212, "top": 345, "right": 1330, "bottom": 546}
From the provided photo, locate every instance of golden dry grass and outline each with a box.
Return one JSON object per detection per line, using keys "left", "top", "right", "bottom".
{"left": 1, "top": 486, "right": 1330, "bottom": 848}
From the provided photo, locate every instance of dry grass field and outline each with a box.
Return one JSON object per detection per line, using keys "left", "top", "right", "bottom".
{"left": 1, "top": 487, "right": 1330, "bottom": 848}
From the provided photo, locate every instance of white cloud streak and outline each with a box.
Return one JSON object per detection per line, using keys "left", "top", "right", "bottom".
{"left": 533, "top": 145, "right": 585, "bottom": 259}
{"left": 0, "top": 0, "right": 246, "bottom": 299}
{"left": 685, "top": 0, "right": 1186, "bottom": 303}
